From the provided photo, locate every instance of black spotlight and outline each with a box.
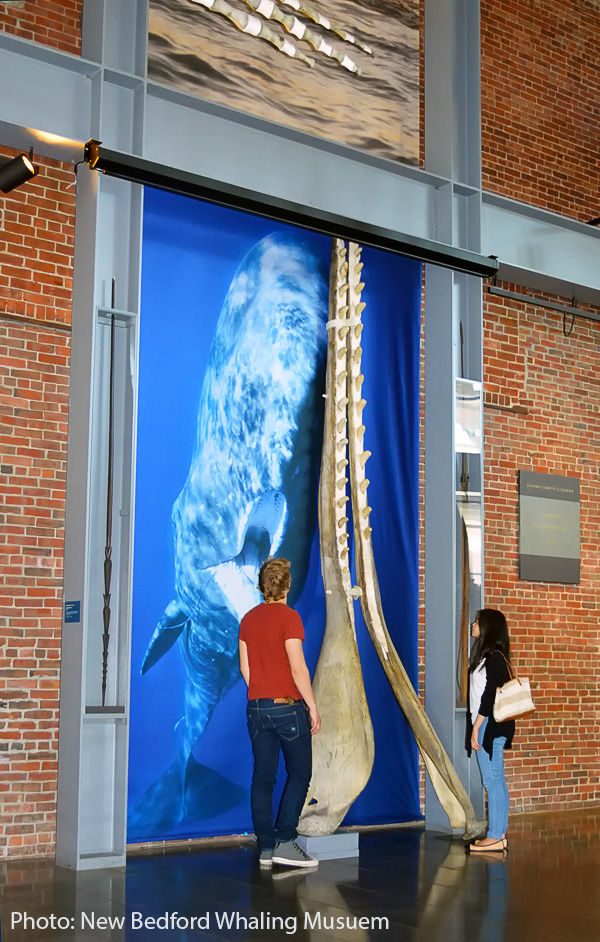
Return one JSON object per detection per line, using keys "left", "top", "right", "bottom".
{"left": 0, "top": 148, "right": 39, "bottom": 194}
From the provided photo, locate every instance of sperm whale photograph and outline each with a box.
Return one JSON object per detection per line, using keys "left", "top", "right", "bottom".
{"left": 128, "top": 188, "right": 423, "bottom": 844}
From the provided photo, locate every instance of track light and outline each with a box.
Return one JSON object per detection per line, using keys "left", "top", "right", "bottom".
{"left": 0, "top": 148, "right": 39, "bottom": 194}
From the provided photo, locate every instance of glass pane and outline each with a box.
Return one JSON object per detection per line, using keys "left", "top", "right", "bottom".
{"left": 455, "top": 378, "right": 482, "bottom": 705}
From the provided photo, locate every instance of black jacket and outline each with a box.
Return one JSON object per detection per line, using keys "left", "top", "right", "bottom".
{"left": 465, "top": 649, "right": 516, "bottom": 759}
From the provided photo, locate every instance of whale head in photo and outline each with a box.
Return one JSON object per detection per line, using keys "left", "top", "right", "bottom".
{"left": 132, "top": 232, "right": 329, "bottom": 833}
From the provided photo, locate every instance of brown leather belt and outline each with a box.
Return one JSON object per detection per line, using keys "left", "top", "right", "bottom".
{"left": 252, "top": 697, "right": 302, "bottom": 705}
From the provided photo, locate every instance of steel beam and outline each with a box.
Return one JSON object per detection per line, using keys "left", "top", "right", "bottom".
{"left": 482, "top": 193, "right": 600, "bottom": 305}
{"left": 423, "top": 0, "right": 486, "bottom": 832}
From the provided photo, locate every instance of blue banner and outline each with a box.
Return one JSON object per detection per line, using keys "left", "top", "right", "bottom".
{"left": 128, "top": 188, "right": 422, "bottom": 843}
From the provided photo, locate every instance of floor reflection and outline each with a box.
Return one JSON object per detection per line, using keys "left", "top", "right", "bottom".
{"left": 1, "top": 808, "right": 599, "bottom": 941}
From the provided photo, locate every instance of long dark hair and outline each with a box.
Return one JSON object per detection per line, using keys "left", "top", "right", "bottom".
{"left": 468, "top": 608, "right": 511, "bottom": 672}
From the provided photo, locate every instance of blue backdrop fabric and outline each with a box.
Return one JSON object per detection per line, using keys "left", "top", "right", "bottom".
{"left": 128, "top": 187, "right": 422, "bottom": 843}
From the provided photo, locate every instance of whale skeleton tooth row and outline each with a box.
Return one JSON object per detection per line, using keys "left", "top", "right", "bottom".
{"left": 245, "top": 8, "right": 367, "bottom": 78}
{"left": 275, "top": 0, "right": 374, "bottom": 55}
{"left": 191, "top": 0, "right": 366, "bottom": 73}
{"left": 188, "top": 0, "right": 314, "bottom": 66}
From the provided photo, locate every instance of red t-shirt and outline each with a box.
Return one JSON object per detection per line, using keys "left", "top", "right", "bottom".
{"left": 239, "top": 603, "right": 305, "bottom": 701}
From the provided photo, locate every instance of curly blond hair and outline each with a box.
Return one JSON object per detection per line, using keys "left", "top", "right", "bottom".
{"left": 258, "top": 557, "right": 291, "bottom": 602}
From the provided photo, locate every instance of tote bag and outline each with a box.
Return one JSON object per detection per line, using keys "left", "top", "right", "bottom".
{"left": 493, "top": 653, "right": 535, "bottom": 722}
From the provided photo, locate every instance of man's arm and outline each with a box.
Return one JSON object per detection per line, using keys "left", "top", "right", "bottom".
{"left": 239, "top": 639, "right": 250, "bottom": 686}
{"left": 284, "top": 638, "right": 321, "bottom": 735}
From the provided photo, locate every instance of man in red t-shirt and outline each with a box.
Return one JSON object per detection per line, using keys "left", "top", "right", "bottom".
{"left": 239, "top": 557, "right": 321, "bottom": 869}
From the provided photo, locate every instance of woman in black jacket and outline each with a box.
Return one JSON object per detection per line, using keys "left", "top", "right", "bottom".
{"left": 465, "top": 608, "right": 515, "bottom": 852}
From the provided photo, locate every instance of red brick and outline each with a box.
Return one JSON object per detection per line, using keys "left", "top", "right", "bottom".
{"left": 0, "top": 143, "right": 73, "bottom": 861}
{"left": 481, "top": 1, "right": 599, "bottom": 221}
{"left": 482, "top": 288, "right": 600, "bottom": 814}
{"left": 0, "top": 1, "right": 82, "bottom": 55}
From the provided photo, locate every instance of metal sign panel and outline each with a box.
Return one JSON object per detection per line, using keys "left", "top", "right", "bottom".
{"left": 518, "top": 471, "right": 580, "bottom": 583}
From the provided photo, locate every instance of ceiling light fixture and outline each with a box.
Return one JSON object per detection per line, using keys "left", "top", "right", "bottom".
{"left": 0, "top": 147, "right": 39, "bottom": 194}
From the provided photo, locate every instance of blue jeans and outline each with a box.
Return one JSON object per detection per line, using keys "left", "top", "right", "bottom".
{"left": 246, "top": 699, "right": 312, "bottom": 852}
{"left": 476, "top": 717, "right": 509, "bottom": 839}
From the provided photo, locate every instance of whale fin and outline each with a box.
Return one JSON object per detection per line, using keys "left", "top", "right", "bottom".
{"left": 141, "top": 601, "right": 191, "bottom": 675}
{"left": 127, "top": 748, "right": 247, "bottom": 839}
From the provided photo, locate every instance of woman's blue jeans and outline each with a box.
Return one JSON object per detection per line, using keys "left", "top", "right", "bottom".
{"left": 246, "top": 699, "right": 312, "bottom": 852}
{"left": 476, "top": 717, "right": 509, "bottom": 839}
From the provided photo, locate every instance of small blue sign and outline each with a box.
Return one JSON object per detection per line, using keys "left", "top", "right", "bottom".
{"left": 65, "top": 600, "right": 81, "bottom": 623}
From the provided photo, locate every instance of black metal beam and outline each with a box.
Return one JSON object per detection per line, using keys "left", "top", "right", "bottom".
{"left": 488, "top": 286, "right": 600, "bottom": 325}
{"left": 83, "top": 141, "right": 499, "bottom": 279}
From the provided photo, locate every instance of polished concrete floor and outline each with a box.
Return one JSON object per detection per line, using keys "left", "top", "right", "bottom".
{"left": 1, "top": 808, "right": 599, "bottom": 941}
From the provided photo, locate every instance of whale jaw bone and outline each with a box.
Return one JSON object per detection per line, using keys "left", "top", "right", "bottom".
{"left": 344, "top": 241, "right": 484, "bottom": 838}
{"left": 298, "top": 238, "right": 374, "bottom": 837}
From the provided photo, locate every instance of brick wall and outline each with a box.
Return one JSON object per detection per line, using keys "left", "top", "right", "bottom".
{"left": 0, "top": 0, "right": 82, "bottom": 57}
{"left": 481, "top": 0, "right": 600, "bottom": 222}
{"left": 483, "top": 286, "right": 600, "bottom": 812}
{"left": 479, "top": 0, "right": 600, "bottom": 815}
{"left": 0, "top": 147, "right": 75, "bottom": 856}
